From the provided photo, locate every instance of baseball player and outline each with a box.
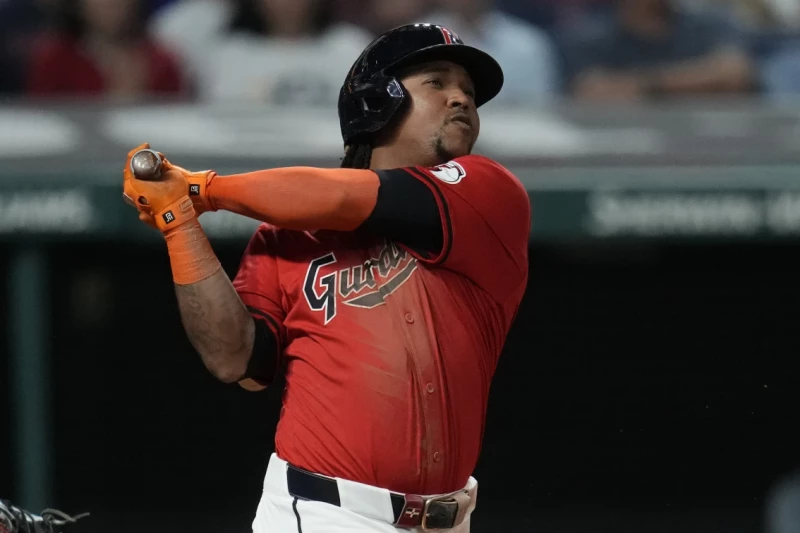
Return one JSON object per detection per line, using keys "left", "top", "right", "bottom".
{"left": 122, "top": 23, "right": 530, "bottom": 532}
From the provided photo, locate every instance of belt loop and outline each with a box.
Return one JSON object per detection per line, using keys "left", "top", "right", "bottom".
{"left": 449, "top": 490, "right": 473, "bottom": 528}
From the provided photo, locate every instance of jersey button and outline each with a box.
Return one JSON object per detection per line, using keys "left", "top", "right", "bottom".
{"left": 404, "top": 312, "right": 414, "bottom": 323}
{"left": 433, "top": 452, "right": 442, "bottom": 462}
{"left": 426, "top": 383, "right": 435, "bottom": 394}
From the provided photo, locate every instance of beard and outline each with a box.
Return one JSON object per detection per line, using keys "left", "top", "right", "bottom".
{"left": 431, "top": 121, "right": 474, "bottom": 163}
{"left": 433, "top": 136, "right": 457, "bottom": 163}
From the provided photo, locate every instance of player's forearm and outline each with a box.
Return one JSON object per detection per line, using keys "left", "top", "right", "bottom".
{"left": 166, "top": 220, "right": 254, "bottom": 383}
{"left": 174, "top": 271, "right": 255, "bottom": 383}
{"left": 207, "top": 167, "right": 379, "bottom": 231}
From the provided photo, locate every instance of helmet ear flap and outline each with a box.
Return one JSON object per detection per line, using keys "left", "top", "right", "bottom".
{"left": 339, "top": 75, "right": 406, "bottom": 146}
{"left": 357, "top": 78, "right": 404, "bottom": 114}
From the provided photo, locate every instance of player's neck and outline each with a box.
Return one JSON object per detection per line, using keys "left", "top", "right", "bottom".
{"left": 370, "top": 146, "right": 441, "bottom": 170}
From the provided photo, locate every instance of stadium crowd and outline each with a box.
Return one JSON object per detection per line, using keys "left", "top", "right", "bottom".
{"left": 1, "top": 0, "right": 800, "bottom": 105}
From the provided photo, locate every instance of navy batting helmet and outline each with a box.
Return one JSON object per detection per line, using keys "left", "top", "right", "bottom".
{"left": 337, "top": 23, "right": 504, "bottom": 147}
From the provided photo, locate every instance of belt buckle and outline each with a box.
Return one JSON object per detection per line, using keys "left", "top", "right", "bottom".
{"left": 421, "top": 497, "right": 436, "bottom": 531}
{"left": 421, "top": 495, "right": 452, "bottom": 531}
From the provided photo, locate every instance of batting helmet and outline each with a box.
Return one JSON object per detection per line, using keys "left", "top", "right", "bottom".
{"left": 337, "top": 23, "right": 504, "bottom": 147}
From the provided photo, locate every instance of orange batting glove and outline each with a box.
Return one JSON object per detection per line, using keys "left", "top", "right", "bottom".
{"left": 122, "top": 143, "right": 217, "bottom": 232}
{"left": 163, "top": 159, "right": 218, "bottom": 215}
{"left": 123, "top": 143, "right": 195, "bottom": 233}
{"left": 123, "top": 143, "right": 222, "bottom": 285}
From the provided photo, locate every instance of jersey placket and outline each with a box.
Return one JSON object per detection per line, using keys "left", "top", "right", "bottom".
{"left": 376, "top": 275, "right": 445, "bottom": 492}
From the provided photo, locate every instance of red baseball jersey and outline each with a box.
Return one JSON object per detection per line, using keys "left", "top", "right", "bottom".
{"left": 232, "top": 154, "right": 530, "bottom": 495}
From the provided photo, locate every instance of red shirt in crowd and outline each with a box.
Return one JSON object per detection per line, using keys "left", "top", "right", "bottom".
{"left": 26, "top": 35, "right": 184, "bottom": 97}
{"left": 233, "top": 155, "right": 531, "bottom": 495}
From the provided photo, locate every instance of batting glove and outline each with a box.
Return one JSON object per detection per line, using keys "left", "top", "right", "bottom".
{"left": 122, "top": 143, "right": 217, "bottom": 232}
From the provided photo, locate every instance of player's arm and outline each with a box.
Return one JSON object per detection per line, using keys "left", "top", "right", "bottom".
{"left": 173, "top": 263, "right": 255, "bottom": 383}
{"left": 157, "top": 150, "right": 528, "bottom": 298}
{"left": 196, "top": 166, "right": 442, "bottom": 251}
{"left": 172, "top": 230, "right": 282, "bottom": 390}
{"left": 122, "top": 144, "right": 279, "bottom": 387}
{"left": 196, "top": 156, "right": 529, "bottom": 300}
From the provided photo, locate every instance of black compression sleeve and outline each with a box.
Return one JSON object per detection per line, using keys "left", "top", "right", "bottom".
{"left": 357, "top": 169, "right": 443, "bottom": 254}
{"left": 242, "top": 311, "right": 280, "bottom": 385}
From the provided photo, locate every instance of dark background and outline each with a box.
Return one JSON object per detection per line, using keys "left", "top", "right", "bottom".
{"left": 3, "top": 238, "right": 798, "bottom": 533}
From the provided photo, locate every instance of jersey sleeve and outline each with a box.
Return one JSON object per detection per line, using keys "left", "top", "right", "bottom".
{"left": 398, "top": 154, "right": 531, "bottom": 303}
{"left": 232, "top": 224, "right": 287, "bottom": 387}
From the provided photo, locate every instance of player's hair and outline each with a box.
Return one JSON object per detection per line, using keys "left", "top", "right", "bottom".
{"left": 340, "top": 144, "right": 372, "bottom": 169}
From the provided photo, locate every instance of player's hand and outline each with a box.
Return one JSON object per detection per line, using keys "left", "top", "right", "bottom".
{"left": 161, "top": 159, "right": 218, "bottom": 216}
{"left": 123, "top": 143, "right": 196, "bottom": 233}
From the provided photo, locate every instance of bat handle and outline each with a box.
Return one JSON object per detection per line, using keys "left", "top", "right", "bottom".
{"left": 130, "top": 149, "right": 164, "bottom": 181}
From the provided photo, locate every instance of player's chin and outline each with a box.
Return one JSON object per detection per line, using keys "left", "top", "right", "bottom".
{"left": 442, "top": 135, "right": 475, "bottom": 159}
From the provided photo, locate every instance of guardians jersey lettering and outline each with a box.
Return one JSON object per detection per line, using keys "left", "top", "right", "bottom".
{"left": 303, "top": 253, "right": 337, "bottom": 325}
{"left": 303, "top": 243, "right": 418, "bottom": 322}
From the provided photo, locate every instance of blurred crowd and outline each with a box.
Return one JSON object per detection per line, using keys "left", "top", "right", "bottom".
{"left": 2, "top": 0, "right": 800, "bottom": 106}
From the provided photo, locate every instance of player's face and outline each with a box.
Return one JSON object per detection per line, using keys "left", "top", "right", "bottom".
{"left": 395, "top": 60, "right": 480, "bottom": 164}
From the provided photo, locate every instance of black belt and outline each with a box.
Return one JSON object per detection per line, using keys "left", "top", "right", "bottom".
{"left": 286, "top": 464, "right": 461, "bottom": 530}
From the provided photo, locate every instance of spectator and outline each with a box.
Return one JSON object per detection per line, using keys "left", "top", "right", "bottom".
{"left": 363, "top": 0, "right": 432, "bottom": 35}
{"left": 190, "top": 0, "right": 372, "bottom": 105}
{"left": 715, "top": 0, "right": 800, "bottom": 97}
{"left": 0, "top": 0, "right": 55, "bottom": 94}
{"left": 683, "top": 0, "right": 800, "bottom": 30}
{"left": 151, "top": 0, "right": 232, "bottom": 86}
{"left": 564, "top": 0, "right": 755, "bottom": 101}
{"left": 763, "top": 0, "right": 800, "bottom": 29}
{"left": 496, "top": 0, "right": 615, "bottom": 33}
{"left": 148, "top": 0, "right": 180, "bottom": 14}
{"left": 429, "top": 0, "right": 560, "bottom": 105}
{"left": 760, "top": 39, "right": 800, "bottom": 97}
{"left": 25, "top": 0, "right": 185, "bottom": 100}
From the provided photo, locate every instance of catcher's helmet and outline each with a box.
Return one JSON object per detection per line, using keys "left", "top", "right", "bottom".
{"left": 337, "top": 23, "right": 504, "bottom": 146}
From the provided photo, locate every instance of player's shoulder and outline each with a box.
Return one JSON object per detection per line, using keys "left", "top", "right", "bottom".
{"left": 422, "top": 154, "right": 519, "bottom": 185}
{"left": 451, "top": 155, "right": 530, "bottom": 215}
{"left": 422, "top": 155, "right": 526, "bottom": 201}
{"left": 452, "top": 153, "right": 510, "bottom": 171}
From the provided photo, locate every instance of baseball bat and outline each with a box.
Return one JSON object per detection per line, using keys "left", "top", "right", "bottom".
{"left": 129, "top": 149, "right": 164, "bottom": 181}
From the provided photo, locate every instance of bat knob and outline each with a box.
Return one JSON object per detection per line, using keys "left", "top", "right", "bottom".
{"left": 130, "top": 149, "right": 163, "bottom": 181}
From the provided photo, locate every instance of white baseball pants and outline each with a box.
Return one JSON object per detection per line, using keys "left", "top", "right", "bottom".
{"left": 251, "top": 454, "right": 477, "bottom": 533}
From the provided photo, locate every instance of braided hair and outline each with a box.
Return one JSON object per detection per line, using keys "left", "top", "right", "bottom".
{"left": 340, "top": 143, "right": 373, "bottom": 169}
